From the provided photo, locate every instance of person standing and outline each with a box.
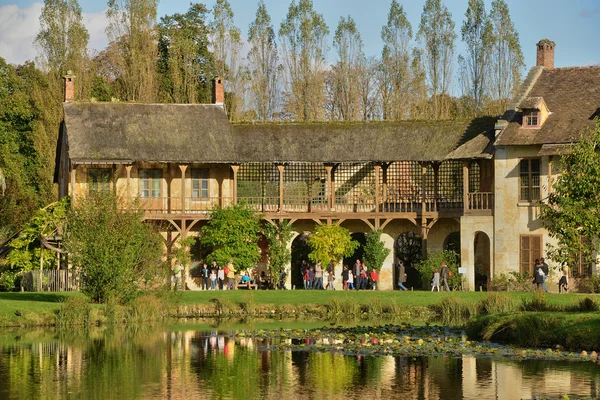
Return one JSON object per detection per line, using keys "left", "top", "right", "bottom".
{"left": 558, "top": 268, "right": 569, "bottom": 293}
{"left": 217, "top": 263, "right": 225, "bottom": 290}
{"left": 226, "top": 258, "right": 236, "bottom": 290}
{"left": 397, "top": 261, "right": 408, "bottom": 291}
{"left": 533, "top": 259, "right": 545, "bottom": 291}
{"left": 431, "top": 269, "right": 440, "bottom": 292}
{"left": 440, "top": 262, "right": 450, "bottom": 292}
{"left": 201, "top": 263, "right": 209, "bottom": 290}
{"left": 353, "top": 259, "right": 361, "bottom": 291}
{"left": 370, "top": 268, "right": 379, "bottom": 290}
{"left": 342, "top": 265, "right": 349, "bottom": 290}
{"left": 360, "top": 263, "right": 368, "bottom": 290}
{"left": 209, "top": 268, "right": 217, "bottom": 290}
{"left": 172, "top": 260, "right": 184, "bottom": 290}
{"left": 279, "top": 268, "right": 287, "bottom": 290}
{"left": 314, "top": 260, "right": 323, "bottom": 290}
{"left": 300, "top": 260, "right": 308, "bottom": 287}
{"left": 347, "top": 269, "right": 355, "bottom": 290}
{"left": 307, "top": 267, "right": 315, "bottom": 290}
{"left": 541, "top": 257, "right": 549, "bottom": 292}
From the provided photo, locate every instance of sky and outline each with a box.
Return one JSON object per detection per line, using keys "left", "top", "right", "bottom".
{"left": 1, "top": 0, "right": 599, "bottom": 73}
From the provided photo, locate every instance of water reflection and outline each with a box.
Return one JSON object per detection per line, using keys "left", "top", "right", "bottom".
{"left": 0, "top": 327, "right": 598, "bottom": 400}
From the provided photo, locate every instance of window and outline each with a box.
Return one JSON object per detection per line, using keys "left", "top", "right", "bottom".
{"left": 88, "top": 168, "right": 111, "bottom": 193}
{"left": 191, "top": 168, "right": 209, "bottom": 199}
{"left": 519, "top": 159, "right": 541, "bottom": 201}
{"left": 572, "top": 236, "right": 593, "bottom": 278}
{"left": 520, "top": 235, "right": 542, "bottom": 276}
{"left": 524, "top": 111, "right": 539, "bottom": 127}
{"left": 140, "top": 169, "right": 162, "bottom": 199}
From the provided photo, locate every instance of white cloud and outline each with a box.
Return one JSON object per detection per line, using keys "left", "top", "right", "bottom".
{"left": 0, "top": 3, "right": 43, "bottom": 64}
{"left": 0, "top": 2, "right": 109, "bottom": 65}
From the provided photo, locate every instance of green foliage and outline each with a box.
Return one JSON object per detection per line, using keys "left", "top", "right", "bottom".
{"left": 56, "top": 296, "right": 92, "bottom": 328}
{"left": 264, "top": 220, "right": 293, "bottom": 283}
{"left": 0, "top": 59, "right": 61, "bottom": 242}
{"left": 579, "top": 276, "right": 600, "bottom": 293}
{"left": 540, "top": 119, "right": 600, "bottom": 269}
{"left": 362, "top": 230, "right": 390, "bottom": 271}
{"left": 477, "top": 292, "right": 516, "bottom": 315}
{"left": 307, "top": 224, "right": 358, "bottom": 265}
{"left": 63, "top": 192, "right": 164, "bottom": 304}
{"left": 491, "top": 271, "right": 535, "bottom": 292}
{"left": 172, "top": 235, "right": 197, "bottom": 269}
{"left": 414, "top": 250, "right": 460, "bottom": 289}
{"left": 200, "top": 204, "right": 262, "bottom": 270}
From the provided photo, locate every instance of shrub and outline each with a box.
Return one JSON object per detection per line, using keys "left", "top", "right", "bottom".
{"left": 578, "top": 276, "right": 600, "bottom": 293}
{"left": 56, "top": 296, "right": 92, "bottom": 327}
{"left": 363, "top": 230, "right": 390, "bottom": 271}
{"left": 521, "top": 291, "right": 553, "bottom": 312}
{"left": 127, "top": 294, "right": 169, "bottom": 323}
{"left": 477, "top": 292, "right": 516, "bottom": 315}
{"left": 414, "top": 250, "right": 460, "bottom": 290}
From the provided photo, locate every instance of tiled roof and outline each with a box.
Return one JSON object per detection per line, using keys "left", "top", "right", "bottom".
{"left": 496, "top": 66, "right": 600, "bottom": 146}
{"left": 518, "top": 97, "right": 544, "bottom": 110}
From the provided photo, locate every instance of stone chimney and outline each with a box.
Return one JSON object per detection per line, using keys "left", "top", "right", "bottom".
{"left": 212, "top": 77, "right": 224, "bottom": 105}
{"left": 63, "top": 70, "right": 75, "bottom": 102}
{"left": 536, "top": 39, "right": 555, "bottom": 69}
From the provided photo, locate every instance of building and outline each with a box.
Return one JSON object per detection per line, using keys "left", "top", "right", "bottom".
{"left": 55, "top": 40, "right": 600, "bottom": 290}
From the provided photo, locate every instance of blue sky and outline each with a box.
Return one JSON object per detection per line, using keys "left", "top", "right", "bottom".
{"left": 1, "top": 0, "right": 599, "bottom": 70}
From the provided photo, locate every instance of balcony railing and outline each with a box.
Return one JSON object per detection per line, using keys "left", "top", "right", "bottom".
{"left": 133, "top": 193, "right": 493, "bottom": 216}
{"left": 467, "top": 192, "right": 494, "bottom": 211}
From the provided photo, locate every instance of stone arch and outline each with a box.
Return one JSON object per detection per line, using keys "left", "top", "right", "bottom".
{"left": 343, "top": 232, "right": 367, "bottom": 268}
{"left": 291, "top": 232, "right": 310, "bottom": 289}
{"left": 443, "top": 232, "right": 461, "bottom": 254}
{"left": 394, "top": 232, "right": 423, "bottom": 289}
{"left": 474, "top": 231, "right": 491, "bottom": 291}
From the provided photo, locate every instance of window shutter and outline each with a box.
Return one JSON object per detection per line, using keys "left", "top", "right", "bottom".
{"left": 520, "top": 236, "right": 530, "bottom": 274}
{"left": 532, "top": 236, "right": 542, "bottom": 261}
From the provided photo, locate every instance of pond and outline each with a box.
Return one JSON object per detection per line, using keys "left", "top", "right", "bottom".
{"left": 0, "top": 320, "right": 598, "bottom": 400}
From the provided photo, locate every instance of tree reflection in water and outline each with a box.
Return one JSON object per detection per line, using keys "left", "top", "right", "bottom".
{"left": 0, "top": 327, "right": 597, "bottom": 399}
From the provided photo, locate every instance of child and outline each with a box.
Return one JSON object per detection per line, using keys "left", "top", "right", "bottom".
{"left": 209, "top": 269, "right": 217, "bottom": 290}
{"left": 347, "top": 270, "right": 355, "bottom": 290}
{"left": 431, "top": 268, "right": 440, "bottom": 292}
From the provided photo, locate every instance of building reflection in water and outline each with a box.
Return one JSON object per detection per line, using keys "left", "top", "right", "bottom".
{"left": 0, "top": 329, "right": 598, "bottom": 399}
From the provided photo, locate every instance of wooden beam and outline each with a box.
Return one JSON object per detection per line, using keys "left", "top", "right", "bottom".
{"left": 325, "top": 164, "right": 333, "bottom": 211}
{"left": 374, "top": 164, "right": 381, "bottom": 213}
{"left": 277, "top": 164, "right": 285, "bottom": 212}
{"left": 231, "top": 165, "right": 239, "bottom": 204}
{"left": 179, "top": 164, "right": 187, "bottom": 214}
{"left": 463, "top": 160, "right": 470, "bottom": 212}
{"left": 70, "top": 164, "right": 77, "bottom": 204}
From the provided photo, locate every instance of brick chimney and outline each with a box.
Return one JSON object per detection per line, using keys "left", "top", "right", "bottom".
{"left": 536, "top": 39, "right": 555, "bottom": 69}
{"left": 212, "top": 77, "right": 224, "bottom": 105}
{"left": 63, "top": 70, "right": 75, "bottom": 102}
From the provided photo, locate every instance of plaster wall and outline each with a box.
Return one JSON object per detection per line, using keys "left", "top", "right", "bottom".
{"left": 493, "top": 146, "right": 560, "bottom": 281}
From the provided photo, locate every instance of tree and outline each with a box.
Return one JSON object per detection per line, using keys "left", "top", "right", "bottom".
{"left": 211, "top": 0, "right": 244, "bottom": 120}
{"left": 35, "top": 0, "right": 90, "bottom": 100}
{"left": 488, "top": 0, "right": 524, "bottom": 115}
{"left": 200, "top": 204, "right": 262, "bottom": 271}
{"left": 157, "top": 3, "right": 215, "bottom": 104}
{"left": 417, "top": 0, "right": 456, "bottom": 119}
{"left": 540, "top": 120, "right": 600, "bottom": 271}
{"left": 362, "top": 230, "right": 390, "bottom": 272}
{"left": 307, "top": 224, "right": 359, "bottom": 265}
{"left": 247, "top": 1, "right": 280, "bottom": 120}
{"left": 328, "top": 15, "right": 363, "bottom": 121}
{"left": 63, "top": 192, "right": 164, "bottom": 303}
{"left": 279, "top": 0, "right": 329, "bottom": 121}
{"left": 264, "top": 220, "right": 293, "bottom": 283}
{"left": 409, "top": 48, "right": 429, "bottom": 119}
{"left": 106, "top": 0, "right": 158, "bottom": 102}
{"left": 459, "top": 0, "right": 492, "bottom": 115}
{"left": 379, "top": 0, "right": 412, "bottom": 120}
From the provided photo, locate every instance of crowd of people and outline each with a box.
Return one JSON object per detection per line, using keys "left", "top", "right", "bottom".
{"left": 299, "top": 259, "right": 380, "bottom": 290}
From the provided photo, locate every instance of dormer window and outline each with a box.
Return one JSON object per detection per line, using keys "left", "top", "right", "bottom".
{"left": 524, "top": 111, "right": 539, "bottom": 127}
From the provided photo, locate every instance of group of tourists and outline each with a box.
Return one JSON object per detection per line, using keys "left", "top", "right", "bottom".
{"left": 193, "top": 258, "right": 238, "bottom": 290}
{"left": 430, "top": 262, "right": 452, "bottom": 292}
{"left": 299, "top": 259, "right": 379, "bottom": 290}
{"left": 532, "top": 257, "right": 549, "bottom": 292}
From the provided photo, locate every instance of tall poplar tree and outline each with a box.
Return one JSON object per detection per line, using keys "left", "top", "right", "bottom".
{"left": 211, "top": 0, "right": 243, "bottom": 120}
{"left": 157, "top": 4, "right": 215, "bottom": 104}
{"left": 247, "top": 1, "right": 280, "bottom": 120}
{"left": 417, "top": 0, "right": 456, "bottom": 119}
{"left": 106, "top": 0, "right": 158, "bottom": 102}
{"left": 35, "top": 0, "right": 90, "bottom": 99}
{"left": 329, "top": 16, "right": 363, "bottom": 121}
{"left": 279, "top": 0, "right": 329, "bottom": 121}
{"left": 460, "top": 0, "right": 492, "bottom": 115}
{"left": 488, "top": 0, "right": 524, "bottom": 114}
{"left": 380, "top": 0, "right": 412, "bottom": 120}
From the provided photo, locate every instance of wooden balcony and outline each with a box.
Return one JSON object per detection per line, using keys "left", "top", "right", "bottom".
{"left": 135, "top": 192, "right": 494, "bottom": 220}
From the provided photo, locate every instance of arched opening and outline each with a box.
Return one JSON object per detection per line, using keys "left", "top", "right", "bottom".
{"left": 443, "top": 232, "right": 461, "bottom": 255}
{"left": 189, "top": 237, "right": 207, "bottom": 279}
{"left": 291, "top": 232, "right": 310, "bottom": 289}
{"left": 474, "top": 232, "right": 491, "bottom": 291}
{"left": 394, "top": 232, "right": 422, "bottom": 289}
{"left": 342, "top": 232, "right": 367, "bottom": 268}
{"left": 256, "top": 233, "right": 269, "bottom": 274}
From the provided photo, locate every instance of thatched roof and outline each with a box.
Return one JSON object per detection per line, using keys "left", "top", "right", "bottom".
{"left": 63, "top": 102, "right": 495, "bottom": 164}
{"left": 497, "top": 66, "right": 600, "bottom": 146}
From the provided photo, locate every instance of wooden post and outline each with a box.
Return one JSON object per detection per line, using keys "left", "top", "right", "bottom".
{"left": 179, "top": 164, "right": 187, "bottom": 213}
{"left": 374, "top": 164, "right": 381, "bottom": 213}
{"left": 330, "top": 164, "right": 338, "bottom": 211}
{"left": 231, "top": 165, "right": 239, "bottom": 204}
{"left": 277, "top": 164, "right": 285, "bottom": 211}
{"left": 39, "top": 241, "right": 43, "bottom": 292}
{"left": 70, "top": 164, "right": 77, "bottom": 204}
{"left": 125, "top": 165, "right": 132, "bottom": 206}
{"left": 421, "top": 162, "right": 427, "bottom": 215}
{"left": 382, "top": 163, "right": 389, "bottom": 210}
{"left": 433, "top": 162, "right": 440, "bottom": 212}
{"left": 325, "top": 164, "right": 333, "bottom": 211}
{"left": 548, "top": 155, "right": 553, "bottom": 196}
{"left": 463, "top": 160, "right": 470, "bottom": 212}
